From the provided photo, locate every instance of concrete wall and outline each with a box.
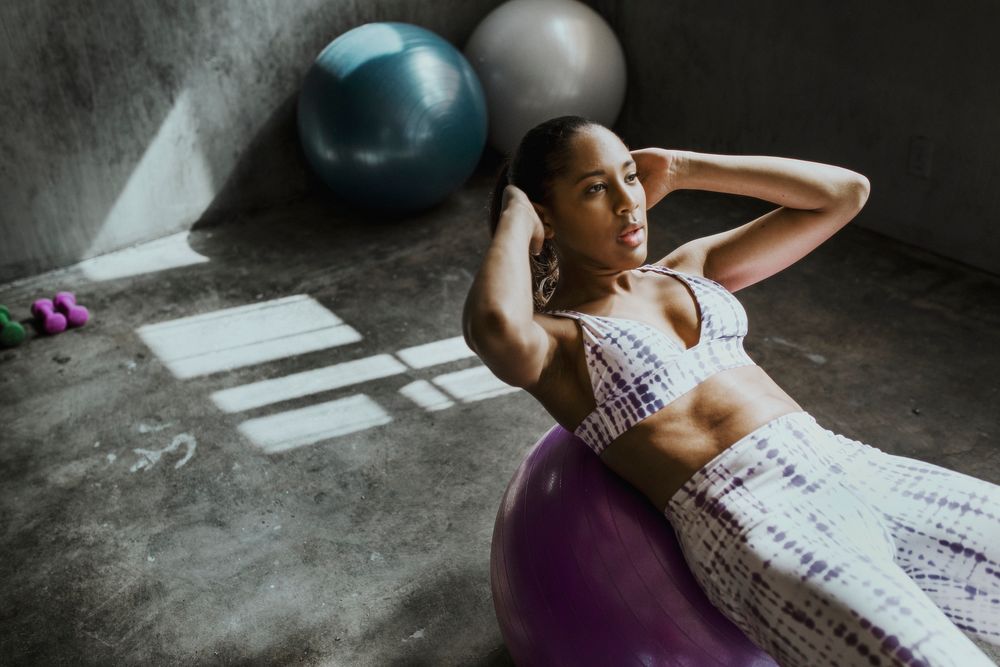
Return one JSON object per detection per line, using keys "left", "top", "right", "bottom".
{"left": 592, "top": 0, "right": 1000, "bottom": 275}
{"left": 0, "top": 0, "right": 504, "bottom": 283}
{"left": 4, "top": 1, "right": 998, "bottom": 282}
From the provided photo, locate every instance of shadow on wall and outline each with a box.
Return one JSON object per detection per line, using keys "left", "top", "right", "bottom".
{"left": 193, "top": 92, "right": 310, "bottom": 231}
{"left": 0, "top": 0, "right": 305, "bottom": 284}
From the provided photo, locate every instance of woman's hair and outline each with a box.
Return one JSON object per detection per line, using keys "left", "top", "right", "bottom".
{"left": 488, "top": 115, "right": 604, "bottom": 311}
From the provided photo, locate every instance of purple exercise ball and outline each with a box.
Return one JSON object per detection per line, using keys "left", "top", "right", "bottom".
{"left": 490, "top": 424, "right": 778, "bottom": 666}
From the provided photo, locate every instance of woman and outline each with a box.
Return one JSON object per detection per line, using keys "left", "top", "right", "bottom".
{"left": 462, "top": 115, "right": 1000, "bottom": 667}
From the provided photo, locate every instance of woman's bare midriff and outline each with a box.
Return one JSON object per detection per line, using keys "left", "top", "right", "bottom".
{"left": 524, "top": 362, "right": 793, "bottom": 519}
{"left": 594, "top": 364, "right": 804, "bottom": 514}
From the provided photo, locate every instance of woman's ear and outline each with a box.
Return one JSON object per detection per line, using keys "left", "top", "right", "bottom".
{"left": 533, "top": 203, "right": 556, "bottom": 240}
{"left": 532, "top": 201, "right": 546, "bottom": 221}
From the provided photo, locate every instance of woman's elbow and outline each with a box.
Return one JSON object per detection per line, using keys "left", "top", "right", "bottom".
{"left": 824, "top": 174, "right": 870, "bottom": 213}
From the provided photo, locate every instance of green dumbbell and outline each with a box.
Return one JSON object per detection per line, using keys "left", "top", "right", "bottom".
{"left": 0, "top": 305, "right": 26, "bottom": 347}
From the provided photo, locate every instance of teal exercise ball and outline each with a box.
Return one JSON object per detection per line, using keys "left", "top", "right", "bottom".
{"left": 297, "top": 22, "right": 488, "bottom": 213}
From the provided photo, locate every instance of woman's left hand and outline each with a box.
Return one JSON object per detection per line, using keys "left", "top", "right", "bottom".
{"left": 630, "top": 148, "right": 686, "bottom": 210}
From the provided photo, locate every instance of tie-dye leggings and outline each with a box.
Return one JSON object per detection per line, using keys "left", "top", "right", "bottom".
{"left": 663, "top": 410, "right": 1000, "bottom": 667}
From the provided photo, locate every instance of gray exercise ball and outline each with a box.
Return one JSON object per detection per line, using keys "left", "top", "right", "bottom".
{"left": 464, "top": 0, "right": 627, "bottom": 156}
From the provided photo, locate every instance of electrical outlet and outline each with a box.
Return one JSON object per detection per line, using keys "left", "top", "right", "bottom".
{"left": 908, "top": 135, "right": 933, "bottom": 179}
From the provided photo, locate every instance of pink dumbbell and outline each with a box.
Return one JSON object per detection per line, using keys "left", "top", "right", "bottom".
{"left": 31, "top": 298, "right": 67, "bottom": 334}
{"left": 53, "top": 292, "right": 89, "bottom": 328}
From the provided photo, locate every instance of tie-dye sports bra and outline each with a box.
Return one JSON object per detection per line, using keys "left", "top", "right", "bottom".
{"left": 542, "top": 264, "right": 757, "bottom": 456}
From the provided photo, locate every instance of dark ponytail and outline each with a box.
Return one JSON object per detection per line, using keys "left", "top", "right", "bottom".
{"left": 487, "top": 115, "right": 598, "bottom": 311}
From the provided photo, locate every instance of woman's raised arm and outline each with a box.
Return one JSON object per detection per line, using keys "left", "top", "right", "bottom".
{"left": 643, "top": 149, "right": 870, "bottom": 292}
{"left": 462, "top": 186, "right": 559, "bottom": 389}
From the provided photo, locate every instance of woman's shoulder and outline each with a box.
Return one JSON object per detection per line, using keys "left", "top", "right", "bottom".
{"left": 643, "top": 255, "right": 707, "bottom": 278}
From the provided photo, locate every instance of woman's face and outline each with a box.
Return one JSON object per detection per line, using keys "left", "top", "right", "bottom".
{"left": 536, "top": 125, "right": 648, "bottom": 267}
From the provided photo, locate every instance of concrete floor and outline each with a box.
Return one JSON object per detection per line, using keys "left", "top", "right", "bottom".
{"left": 2, "top": 160, "right": 999, "bottom": 665}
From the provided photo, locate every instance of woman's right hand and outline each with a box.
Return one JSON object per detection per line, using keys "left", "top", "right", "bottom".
{"left": 500, "top": 184, "right": 546, "bottom": 256}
